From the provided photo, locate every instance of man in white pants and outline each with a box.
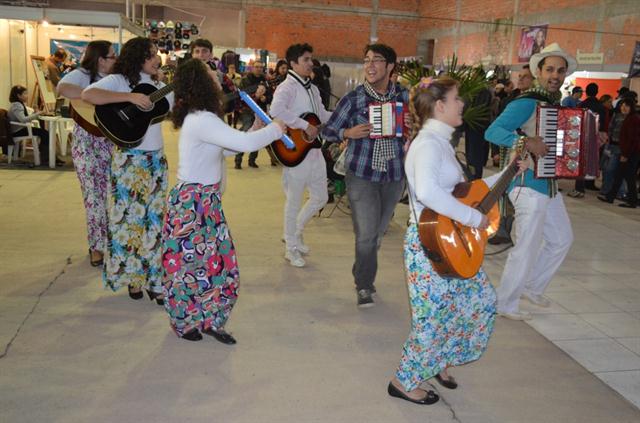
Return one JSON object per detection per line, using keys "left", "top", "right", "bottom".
{"left": 270, "top": 43, "right": 333, "bottom": 267}
{"left": 485, "top": 43, "right": 576, "bottom": 320}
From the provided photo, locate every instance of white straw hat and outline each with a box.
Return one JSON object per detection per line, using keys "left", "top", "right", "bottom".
{"left": 529, "top": 43, "right": 577, "bottom": 77}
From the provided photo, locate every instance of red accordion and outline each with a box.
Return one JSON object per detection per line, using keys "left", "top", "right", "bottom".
{"left": 534, "top": 105, "right": 599, "bottom": 179}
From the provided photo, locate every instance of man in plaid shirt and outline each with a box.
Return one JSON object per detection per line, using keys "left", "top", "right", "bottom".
{"left": 322, "top": 43, "right": 409, "bottom": 308}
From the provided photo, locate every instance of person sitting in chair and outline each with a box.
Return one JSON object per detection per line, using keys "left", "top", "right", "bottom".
{"left": 7, "top": 85, "right": 63, "bottom": 166}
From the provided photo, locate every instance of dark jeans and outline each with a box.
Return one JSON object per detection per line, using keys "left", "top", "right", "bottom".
{"left": 12, "top": 126, "right": 51, "bottom": 160}
{"left": 606, "top": 153, "right": 639, "bottom": 206}
{"left": 235, "top": 111, "right": 258, "bottom": 165}
{"left": 464, "top": 129, "right": 489, "bottom": 180}
{"left": 345, "top": 172, "right": 404, "bottom": 291}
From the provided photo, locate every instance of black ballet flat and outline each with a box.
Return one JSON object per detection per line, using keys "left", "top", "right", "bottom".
{"left": 127, "top": 285, "right": 144, "bottom": 300}
{"left": 435, "top": 374, "right": 458, "bottom": 390}
{"left": 387, "top": 382, "right": 439, "bottom": 405}
{"left": 203, "top": 328, "right": 237, "bottom": 345}
{"left": 145, "top": 289, "right": 164, "bottom": 306}
{"left": 181, "top": 329, "right": 203, "bottom": 342}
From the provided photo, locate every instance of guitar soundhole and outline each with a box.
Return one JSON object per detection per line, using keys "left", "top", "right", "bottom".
{"left": 137, "top": 103, "right": 155, "bottom": 113}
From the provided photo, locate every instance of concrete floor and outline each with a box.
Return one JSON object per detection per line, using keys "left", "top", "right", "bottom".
{"left": 1, "top": 123, "right": 639, "bottom": 422}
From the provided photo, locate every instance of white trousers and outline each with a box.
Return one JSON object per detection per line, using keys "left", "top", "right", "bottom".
{"left": 282, "top": 149, "right": 328, "bottom": 250}
{"left": 497, "top": 187, "right": 573, "bottom": 313}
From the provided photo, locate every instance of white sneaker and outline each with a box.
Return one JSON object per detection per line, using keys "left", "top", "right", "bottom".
{"left": 296, "top": 235, "right": 310, "bottom": 255}
{"left": 285, "top": 248, "right": 306, "bottom": 267}
{"left": 498, "top": 311, "right": 533, "bottom": 321}
{"left": 521, "top": 292, "right": 551, "bottom": 308}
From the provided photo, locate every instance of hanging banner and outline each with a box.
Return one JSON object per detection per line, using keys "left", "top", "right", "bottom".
{"left": 518, "top": 24, "right": 548, "bottom": 63}
{"left": 629, "top": 41, "right": 640, "bottom": 78}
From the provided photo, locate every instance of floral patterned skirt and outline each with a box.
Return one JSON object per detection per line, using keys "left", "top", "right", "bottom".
{"left": 162, "top": 182, "right": 239, "bottom": 337}
{"left": 396, "top": 224, "right": 497, "bottom": 391}
{"left": 103, "top": 148, "right": 168, "bottom": 293}
{"left": 71, "top": 125, "right": 112, "bottom": 252}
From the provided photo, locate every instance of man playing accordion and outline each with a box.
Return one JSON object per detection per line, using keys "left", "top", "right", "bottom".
{"left": 485, "top": 43, "right": 576, "bottom": 320}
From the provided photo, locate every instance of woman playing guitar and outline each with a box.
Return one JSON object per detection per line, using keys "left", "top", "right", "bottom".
{"left": 82, "top": 37, "right": 172, "bottom": 304}
{"left": 388, "top": 76, "right": 526, "bottom": 405}
{"left": 57, "top": 40, "right": 116, "bottom": 268}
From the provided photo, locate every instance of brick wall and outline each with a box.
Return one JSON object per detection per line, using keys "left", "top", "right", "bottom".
{"left": 418, "top": 0, "right": 638, "bottom": 70}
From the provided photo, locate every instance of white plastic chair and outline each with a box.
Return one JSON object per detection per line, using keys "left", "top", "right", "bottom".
{"left": 8, "top": 121, "right": 41, "bottom": 166}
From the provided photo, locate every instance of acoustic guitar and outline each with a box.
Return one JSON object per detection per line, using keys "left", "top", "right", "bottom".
{"left": 94, "top": 82, "right": 174, "bottom": 149}
{"left": 269, "top": 113, "right": 323, "bottom": 167}
{"left": 69, "top": 99, "right": 103, "bottom": 137}
{"left": 417, "top": 154, "right": 524, "bottom": 279}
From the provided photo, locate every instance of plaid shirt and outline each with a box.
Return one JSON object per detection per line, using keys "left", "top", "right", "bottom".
{"left": 321, "top": 83, "right": 409, "bottom": 182}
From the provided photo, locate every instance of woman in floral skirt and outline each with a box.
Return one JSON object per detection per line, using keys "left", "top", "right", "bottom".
{"left": 82, "top": 37, "right": 172, "bottom": 304}
{"left": 389, "top": 76, "right": 525, "bottom": 405}
{"left": 58, "top": 40, "right": 116, "bottom": 268}
{"left": 162, "top": 59, "right": 285, "bottom": 342}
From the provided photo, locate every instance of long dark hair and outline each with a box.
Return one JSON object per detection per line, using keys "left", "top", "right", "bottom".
{"left": 171, "top": 58, "right": 223, "bottom": 129}
{"left": 113, "top": 37, "right": 154, "bottom": 88}
{"left": 81, "top": 40, "right": 112, "bottom": 83}
{"left": 9, "top": 85, "right": 27, "bottom": 103}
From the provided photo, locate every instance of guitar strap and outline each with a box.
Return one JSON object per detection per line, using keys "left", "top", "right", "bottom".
{"left": 287, "top": 70, "right": 319, "bottom": 115}
{"left": 404, "top": 140, "right": 443, "bottom": 264}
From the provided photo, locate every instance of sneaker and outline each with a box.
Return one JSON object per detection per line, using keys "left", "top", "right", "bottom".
{"left": 498, "top": 310, "right": 532, "bottom": 321}
{"left": 296, "top": 235, "right": 310, "bottom": 255}
{"left": 285, "top": 248, "right": 305, "bottom": 267}
{"left": 521, "top": 292, "right": 551, "bottom": 307}
{"left": 567, "top": 190, "right": 584, "bottom": 198}
{"left": 357, "top": 289, "right": 374, "bottom": 308}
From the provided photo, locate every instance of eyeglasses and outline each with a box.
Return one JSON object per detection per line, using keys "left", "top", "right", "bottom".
{"left": 363, "top": 58, "right": 386, "bottom": 65}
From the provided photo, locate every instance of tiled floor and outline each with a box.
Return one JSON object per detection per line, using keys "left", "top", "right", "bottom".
{"left": 510, "top": 187, "right": 640, "bottom": 408}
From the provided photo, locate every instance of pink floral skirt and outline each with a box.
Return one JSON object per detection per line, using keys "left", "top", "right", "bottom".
{"left": 161, "top": 182, "right": 239, "bottom": 336}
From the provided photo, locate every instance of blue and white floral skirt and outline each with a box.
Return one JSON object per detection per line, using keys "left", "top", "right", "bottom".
{"left": 103, "top": 148, "right": 168, "bottom": 293}
{"left": 395, "top": 224, "right": 496, "bottom": 391}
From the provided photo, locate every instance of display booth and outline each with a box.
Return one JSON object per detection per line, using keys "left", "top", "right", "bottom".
{"left": 0, "top": 5, "right": 143, "bottom": 111}
{"left": 562, "top": 71, "right": 628, "bottom": 101}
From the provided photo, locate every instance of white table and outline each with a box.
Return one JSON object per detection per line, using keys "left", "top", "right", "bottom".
{"left": 39, "top": 115, "right": 60, "bottom": 169}
{"left": 40, "top": 116, "right": 74, "bottom": 169}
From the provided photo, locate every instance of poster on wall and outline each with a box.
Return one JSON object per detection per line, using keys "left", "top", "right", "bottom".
{"left": 629, "top": 40, "right": 640, "bottom": 78}
{"left": 518, "top": 24, "right": 548, "bottom": 63}
{"left": 50, "top": 39, "right": 120, "bottom": 70}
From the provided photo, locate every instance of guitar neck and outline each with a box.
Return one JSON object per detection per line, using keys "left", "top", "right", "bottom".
{"left": 149, "top": 83, "right": 174, "bottom": 103}
{"left": 477, "top": 160, "right": 520, "bottom": 214}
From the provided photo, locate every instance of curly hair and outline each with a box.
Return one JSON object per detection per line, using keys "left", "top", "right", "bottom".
{"left": 113, "top": 37, "right": 154, "bottom": 88}
{"left": 409, "top": 76, "right": 459, "bottom": 140}
{"left": 171, "top": 58, "right": 224, "bottom": 129}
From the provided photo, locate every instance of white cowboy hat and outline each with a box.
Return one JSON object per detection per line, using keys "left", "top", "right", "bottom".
{"left": 529, "top": 43, "right": 577, "bottom": 77}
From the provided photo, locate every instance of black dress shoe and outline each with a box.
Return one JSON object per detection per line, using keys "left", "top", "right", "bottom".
{"left": 234, "top": 163, "right": 242, "bottom": 169}
{"left": 89, "top": 249, "right": 103, "bottom": 267}
{"left": 435, "top": 374, "right": 458, "bottom": 390}
{"left": 619, "top": 203, "right": 637, "bottom": 208}
{"left": 145, "top": 289, "right": 165, "bottom": 306}
{"left": 203, "top": 328, "right": 237, "bottom": 344}
{"left": 181, "top": 329, "right": 203, "bottom": 341}
{"left": 387, "top": 382, "right": 439, "bottom": 405}
{"left": 128, "top": 285, "right": 143, "bottom": 300}
{"left": 597, "top": 195, "right": 613, "bottom": 204}
{"left": 248, "top": 161, "right": 259, "bottom": 168}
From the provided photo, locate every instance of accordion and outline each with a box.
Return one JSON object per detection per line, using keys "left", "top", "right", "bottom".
{"left": 368, "top": 102, "right": 406, "bottom": 139}
{"left": 534, "top": 105, "right": 599, "bottom": 179}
